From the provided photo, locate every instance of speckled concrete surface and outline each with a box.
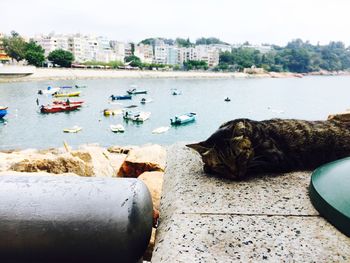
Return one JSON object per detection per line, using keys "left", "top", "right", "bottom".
{"left": 151, "top": 144, "right": 350, "bottom": 262}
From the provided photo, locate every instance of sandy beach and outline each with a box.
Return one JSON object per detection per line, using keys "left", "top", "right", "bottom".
{"left": 0, "top": 68, "right": 305, "bottom": 83}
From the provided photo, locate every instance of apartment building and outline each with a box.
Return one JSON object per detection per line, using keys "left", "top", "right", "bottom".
{"left": 33, "top": 34, "right": 69, "bottom": 56}
{"left": 153, "top": 40, "right": 167, "bottom": 64}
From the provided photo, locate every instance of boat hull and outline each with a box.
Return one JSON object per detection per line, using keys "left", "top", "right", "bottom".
{"left": 0, "top": 109, "right": 8, "bottom": 118}
{"left": 40, "top": 105, "right": 80, "bottom": 113}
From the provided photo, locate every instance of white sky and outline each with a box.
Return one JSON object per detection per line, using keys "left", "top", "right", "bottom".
{"left": 2, "top": 0, "right": 350, "bottom": 46}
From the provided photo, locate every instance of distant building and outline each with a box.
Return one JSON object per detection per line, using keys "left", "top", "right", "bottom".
{"left": 153, "top": 40, "right": 167, "bottom": 64}
{"left": 33, "top": 34, "right": 69, "bottom": 56}
{"left": 110, "top": 41, "right": 126, "bottom": 62}
{"left": 135, "top": 44, "right": 153, "bottom": 64}
{"left": 166, "top": 46, "right": 179, "bottom": 65}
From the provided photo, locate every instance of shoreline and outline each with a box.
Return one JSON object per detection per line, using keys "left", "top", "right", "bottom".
{"left": 0, "top": 68, "right": 331, "bottom": 83}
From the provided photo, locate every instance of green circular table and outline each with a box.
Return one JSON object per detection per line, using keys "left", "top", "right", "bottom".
{"left": 310, "top": 157, "right": 350, "bottom": 237}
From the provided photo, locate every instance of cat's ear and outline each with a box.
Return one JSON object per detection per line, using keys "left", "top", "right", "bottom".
{"left": 186, "top": 142, "right": 210, "bottom": 155}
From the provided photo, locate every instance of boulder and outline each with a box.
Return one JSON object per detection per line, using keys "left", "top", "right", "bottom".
{"left": 118, "top": 145, "right": 166, "bottom": 178}
{"left": 138, "top": 171, "right": 164, "bottom": 211}
{"left": 327, "top": 111, "right": 350, "bottom": 122}
{"left": 10, "top": 156, "right": 94, "bottom": 176}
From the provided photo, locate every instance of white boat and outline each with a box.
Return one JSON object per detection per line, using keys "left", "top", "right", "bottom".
{"left": 0, "top": 65, "right": 35, "bottom": 78}
{"left": 63, "top": 125, "right": 82, "bottom": 133}
{"left": 123, "top": 110, "right": 151, "bottom": 122}
{"left": 38, "top": 87, "right": 60, "bottom": 95}
{"left": 152, "top": 126, "right": 170, "bottom": 134}
{"left": 140, "top": 98, "right": 153, "bottom": 104}
{"left": 110, "top": 124, "right": 125, "bottom": 133}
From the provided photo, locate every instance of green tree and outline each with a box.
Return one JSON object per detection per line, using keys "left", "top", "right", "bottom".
{"left": 175, "top": 38, "right": 192, "bottom": 47}
{"left": 125, "top": 55, "right": 142, "bottom": 67}
{"left": 48, "top": 49, "right": 74, "bottom": 67}
{"left": 24, "top": 41, "right": 45, "bottom": 67}
{"left": 1, "top": 31, "right": 27, "bottom": 61}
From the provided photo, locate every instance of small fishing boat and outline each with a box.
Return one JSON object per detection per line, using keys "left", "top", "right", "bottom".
{"left": 0, "top": 106, "right": 8, "bottom": 118}
{"left": 123, "top": 110, "right": 151, "bottom": 122}
{"left": 127, "top": 88, "right": 147, "bottom": 95}
{"left": 53, "top": 91, "right": 81, "bottom": 98}
{"left": 125, "top": 105, "right": 138, "bottom": 109}
{"left": 40, "top": 104, "right": 80, "bottom": 113}
{"left": 110, "top": 95, "right": 132, "bottom": 100}
{"left": 110, "top": 124, "right": 125, "bottom": 133}
{"left": 140, "top": 98, "right": 153, "bottom": 104}
{"left": 103, "top": 108, "right": 122, "bottom": 116}
{"left": 53, "top": 100, "right": 84, "bottom": 107}
{"left": 75, "top": 85, "right": 87, "bottom": 88}
{"left": 38, "top": 87, "right": 60, "bottom": 95}
{"left": 63, "top": 125, "right": 82, "bottom": 133}
{"left": 60, "top": 86, "right": 73, "bottom": 89}
{"left": 170, "top": 112, "right": 196, "bottom": 125}
{"left": 224, "top": 97, "right": 231, "bottom": 102}
{"left": 172, "top": 89, "right": 182, "bottom": 95}
{"left": 152, "top": 126, "right": 170, "bottom": 134}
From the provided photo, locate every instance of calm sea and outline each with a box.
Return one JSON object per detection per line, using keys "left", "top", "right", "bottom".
{"left": 0, "top": 76, "right": 349, "bottom": 150}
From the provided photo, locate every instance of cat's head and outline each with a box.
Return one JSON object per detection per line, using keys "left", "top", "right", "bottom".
{"left": 187, "top": 121, "right": 254, "bottom": 180}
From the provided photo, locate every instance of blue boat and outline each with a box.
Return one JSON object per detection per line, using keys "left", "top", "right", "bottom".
{"left": 110, "top": 95, "right": 132, "bottom": 100}
{"left": 0, "top": 106, "right": 8, "bottom": 118}
{"left": 170, "top": 112, "right": 196, "bottom": 125}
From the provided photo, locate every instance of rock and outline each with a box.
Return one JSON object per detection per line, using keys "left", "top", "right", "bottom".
{"left": 76, "top": 145, "right": 127, "bottom": 177}
{"left": 107, "top": 145, "right": 131, "bottom": 154}
{"left": 327, "top": 111, "right": 350, "bottom": 122}
{"left": 118, "top": 145, "right": 166, "bottom": 178}
{"left": 10, "top": 156, "right": 94, "bottom": 176}
{"left": 138, "top": 171, "right": 164, "bottom": 211}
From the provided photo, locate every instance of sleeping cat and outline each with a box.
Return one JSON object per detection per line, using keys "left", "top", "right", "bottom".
{"left": 187, "top": 118, "right": 350, "bottom": 180}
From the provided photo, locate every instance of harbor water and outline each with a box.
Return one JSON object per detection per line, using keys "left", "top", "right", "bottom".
{"left": 0, "top": 76, "right": 349, "bottom": 150}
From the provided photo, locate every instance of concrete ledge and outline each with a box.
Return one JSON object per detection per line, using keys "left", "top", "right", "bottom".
{"left": 152, "top": 144, "right": 350, "bottom": 262}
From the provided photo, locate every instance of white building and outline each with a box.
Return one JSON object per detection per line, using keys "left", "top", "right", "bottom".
{"left": 153, "top": 40, "right": 168, "bottom": 64}
{"left": 110, "top": 41, "right": 125, "bottom": 62}
{"left": 33, "top": 35, "right": 69, "bottom": 56}
{"left": 135, "top": 44, "right": 153, "bottom": 64}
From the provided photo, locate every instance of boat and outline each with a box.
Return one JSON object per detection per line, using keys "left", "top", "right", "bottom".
{"left": 152, "top": 126, "right": 170, "bottom": 134}
{"left": 38, "top": 87, "right": 60, "bottom": 95}
{"left": 123, "top": 110, "right": 151, "bottom": 122}
{"left": 53, "top": 100, "right": 84, "bottom": 107}
{"left": 0, "top": 65, "right": 35, "bottom": 78}
{"left": 63, "top": 125, "right": 82, "bottom": 133}
{"left": 224, "top": 97, "right": 231, "bottom": 102}
{"left": 110, "top": 124, "right": 125, "bottom": 133}
{"left": 125, "top": 105, "right": 138, "bottom": 108}
{"left": 53, "top": 91, "right": 81, "bottom": 98}
{"left": 140, "top": 98, "right": 153, "bottom": 104}
{"left": 172, "top": 89, "right": 182, "bottom": 95}
{"left": 40, "top": 104, "right": 80, "bottom": 113}
{"left": 110, "top": 95, "right": 132, "bottom": 100}
{"left": 127, "top": 88, "right": 147, "bottom": 95}
{"left": 0, "top": 106, "right": 8, "bottom": 118}
{"left": 170, "top": 112, "right": 196, "bottom": 125}
{"left": 103, "top": 108, "right": 122, "bottom": 116}
{"left": 60, "top": 86, "right": 73, "bottom": 89}
{"left": 75, "top": 85, "right": 87, "bottom": 88}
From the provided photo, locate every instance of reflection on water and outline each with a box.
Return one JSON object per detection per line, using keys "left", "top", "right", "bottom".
{"left": 0, "top": 76, "right": 350, "bottom": 150}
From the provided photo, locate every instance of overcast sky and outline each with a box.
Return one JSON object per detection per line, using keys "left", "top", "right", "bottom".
{"left": 2, "top": 0, "right": 350, "bottom": 46}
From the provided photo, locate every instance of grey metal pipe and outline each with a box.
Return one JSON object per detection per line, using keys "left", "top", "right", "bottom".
{"left": 0, "top": 175, "right": 153, "bottom": 262}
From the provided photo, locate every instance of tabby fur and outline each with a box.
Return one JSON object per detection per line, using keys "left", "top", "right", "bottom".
{"left": 187, "top": 118, "right": 350, "bottom": 180}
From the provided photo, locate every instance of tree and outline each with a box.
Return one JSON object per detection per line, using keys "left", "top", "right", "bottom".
{"left": 125, "top": 55, "right": 142, "bottom": 67}
{"left": 1, "top": 31, "right": 27, "bottom": 61}
{"left": 25, "top": 41, "right": 45, "bottom": 67}
{"left": 175, "top": 38, "right": 192, "bottom": 47}
{"left": 48, "top": 49, "right": 74, "bottom": 67}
